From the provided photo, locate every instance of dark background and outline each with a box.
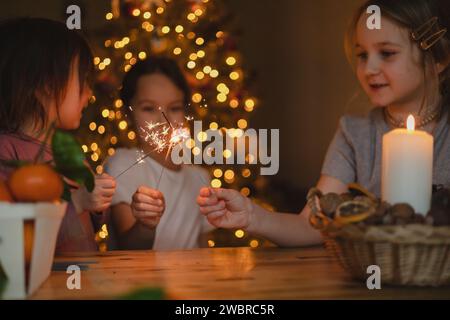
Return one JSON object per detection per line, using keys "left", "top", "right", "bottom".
{"left": 0, "top": 0, "right": 369, "bottom": 212}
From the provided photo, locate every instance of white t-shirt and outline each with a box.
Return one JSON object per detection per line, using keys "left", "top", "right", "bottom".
{"left": 105, "top": 148, "right": 215, "bottom": 250}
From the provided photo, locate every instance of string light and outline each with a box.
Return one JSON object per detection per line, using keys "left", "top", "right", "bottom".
{"left": 162, "top": 26, "right": 170, "bottom": 34}
{"left": 242, "top": 169, "right": 251, "bottom": 178}
{"left": 211, "top": 179, "right": 221, "bottom": 188}
{"left": 98, "top": 125, "right": 106, "bottom": 134}
{"left": 224, "top": 169, "right": 235, "bottom": 180}
{"left": 118, "top": 120, "right": 128, "bottom": 130}
{"left": 196, "top": 71, "right": 205, "bottom": 80}
{"left": 173, "top": 47, "right": 182, "bottom": 55}
{"left": 175, "top": 25, "right": 184, "bottom": 33}
{"left": 108, "top": 148, "right": 115, "bottom": 156}
{"left": 115, "top": 99, "right": 123, "bottom": 108}
{"left": 132, "top": 9, "right": 141, "bottom": 16}
{"left": 229, "top": 99, "right": 239, "bottom": 108}
{"left": 91, "top": 143, "right": 98, "bottom": 151}
{"left": 249, "top": 240, "right": 259, "bottom": 248}
{"left": 192, "top": 93, "right": 202, "bottom": 103}
{"left": 128, "top": 131, "right": 136, "bottom": 140}
{"left": 245, "top": 99, "right": 255, "bottom": 112}
{"left": 197, "top": 50, "right": 205, "bottom": 58}
{"left": 102, "top": 109, "right": 110, "bottom": 118}
{"left": 195, "top": 37, "right": 205, "bottom": 45}
{"left": 89, "top": 122, "right": 97, "bottom": 131}
{"left": 213, "top": 169, "right": 223, "bottom": 178}
{"left": 197, "top": 131, "right": 207, "bottom": 142}
{"left": 110, "top": 136, "right": 118, "bottom": 145}
{"left": 240, "top": 187, "right": 250, "bottom": 196}
{"left": 108, "top": 110, "right": 116, "bottom": 120}
{"left": 156, "top": 7, "right": 164, "bottom": 14}
{"left": 208, "top": 240, "right": 215, "bottom": 247}
{"left": 105, "top": 12, "right": 113, "bottom": 20}
{"left": 192, "top": 147, "right": 201, "bottom": 155}
{"left": 185, "top": 138, "right": 195, "bottom": 149}
{"left": 93, "top": 57, "right": 101, "bottom": 65}
{"left": 138, "top": 51, "right": 147, "bottom": 60}
{"left": 209, "top": 122, "right": 218, "bottom": 130}
{"left": 203, "top": 65, "right": 212, "bottom": 74}
{"left": 187, "top": 61, "right": 196, "bottom": 69}
{"left": 210, "top": 69, "right": 219, "bottom": 78}
{"left": 223, "top": 149, "right": 232, "bottom": 158}
{"left": 226, "top": 56, "right": 236, "bottom": 65}
{"left": 187, "top": 13, "right": 196, "bottom": 21}
{"left": 217, "top": 93, "right": 227, "bottom": 103}
{"left": 237, "top": 119, "right": 248, "bottom": 129}
{"left": 81, "top": 145, "right": 88, "bottom": 153}
{"left": 235, "top": 229, "right": 245, "bottom": 238}
{"left": 230, "top": 71, "right": 240, "bottom": 80}
{"left": 143, "top": 11, "right": 151, "bottom": 19}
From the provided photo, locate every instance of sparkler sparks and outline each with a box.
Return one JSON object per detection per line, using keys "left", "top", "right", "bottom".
{"left": 114, "top": 105, "right": 209, "bottom": 187}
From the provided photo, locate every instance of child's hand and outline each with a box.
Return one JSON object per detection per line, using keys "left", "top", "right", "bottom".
{"left": 131, "top": 186, "right": 165, "bottom": 228}
{"left": 196, "top": 187, "right": 254, "bottom": 229}
{"left": 71, "top": 174, "right": 116, "bottom": 213}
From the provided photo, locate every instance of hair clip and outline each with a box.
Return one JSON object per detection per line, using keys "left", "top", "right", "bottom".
{"left": 411, "top": 17, "right": 447, "bottom": 50}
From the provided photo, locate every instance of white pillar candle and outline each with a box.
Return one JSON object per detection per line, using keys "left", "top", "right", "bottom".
{"left": 381, "top": 115, "right": 433, "bottom": 215}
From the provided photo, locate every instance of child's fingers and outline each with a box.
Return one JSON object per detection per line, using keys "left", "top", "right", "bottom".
{"left": 196, "top": 195, "right": 219, "bottom": 206}
{"left": 136, "top": 186, "right": 164, "bottom": 199}
{"left": 133, "top": 209, "right": 163, "bottom": 219}
{"left": 201, "top": 200, "right": 225, "bottom": 213}
{"left": 199, "top": 201, "right": 226, "bottom": 216}
{"left": 199, "top": 187, "right": 211, "bottom": 197}
{"left": 95, "top": 179, "right": 116, "bottom": 189}
{"left": 133, "top": 192, "right": 164, "bottom": 206}
{"left": 132, "top": 201, "right": 164, "bottom": 213}
{"left": 206, "top": 209, "right": 227, "bottom": 220}
{"left": 98, "top": 188, "right": 115, "bottom": 197}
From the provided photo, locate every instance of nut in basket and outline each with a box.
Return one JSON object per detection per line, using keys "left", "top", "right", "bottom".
{"left": 307, "top": 183, "right": 450, "bottom": 286}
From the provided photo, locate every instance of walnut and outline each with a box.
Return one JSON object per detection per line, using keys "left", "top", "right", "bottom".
{"left": 319, "top": 193, "right": 343, "bottom": 217}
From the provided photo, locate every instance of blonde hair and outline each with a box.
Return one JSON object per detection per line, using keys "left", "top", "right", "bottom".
{"left": 344, "top": 0, "right": 450, "bottom": 113}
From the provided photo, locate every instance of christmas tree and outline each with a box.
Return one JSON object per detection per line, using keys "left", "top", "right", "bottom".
{"left": 78, "top": 0, "right": 271, "bottom": 249}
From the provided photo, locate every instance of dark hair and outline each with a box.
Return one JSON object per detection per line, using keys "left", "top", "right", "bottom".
{"left": 345, "top": 0, "right": 450, "bottom": 110}
{"left": 120, "top": 56, "right": 191, "bottom": 115}
{"left": 0, "top": 17, "right": 94, "bottom": 134}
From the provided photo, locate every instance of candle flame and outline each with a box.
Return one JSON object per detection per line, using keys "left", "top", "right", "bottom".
{"left": 406, "top": 115, "right": 415, "bottom": 131}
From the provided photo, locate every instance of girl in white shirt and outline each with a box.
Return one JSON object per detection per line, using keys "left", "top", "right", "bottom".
{"left": 105, "top": 57, "right": 213, "bottom": 250}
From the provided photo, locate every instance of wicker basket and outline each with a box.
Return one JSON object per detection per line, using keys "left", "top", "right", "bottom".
{"left": 307, "top": 191, "right": 450, "bottom": 286}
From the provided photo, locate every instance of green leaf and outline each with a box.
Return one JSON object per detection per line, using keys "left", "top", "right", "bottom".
{"left": 51, "top": 130, "right": 95, "bottom": 192}
{"left": 61, "top": 181, "right": 72, "bottom": 202}
{"left": 117, "top": 287, "right": 166, "bottom": 300}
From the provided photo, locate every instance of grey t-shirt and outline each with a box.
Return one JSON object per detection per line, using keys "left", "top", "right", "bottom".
{"left": 321, "top": 107, "right": 450, "bottom": 197}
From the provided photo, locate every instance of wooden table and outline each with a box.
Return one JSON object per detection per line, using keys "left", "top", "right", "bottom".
{"left": 31, "top": 246, "right": 450, "bottom": 299}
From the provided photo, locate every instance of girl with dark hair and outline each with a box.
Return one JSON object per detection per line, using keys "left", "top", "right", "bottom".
{"left": 105, "top": 57, "right": 214, "bottom": 250}
{"left": 0, "top": 18, "right": 116, "bottom": 252}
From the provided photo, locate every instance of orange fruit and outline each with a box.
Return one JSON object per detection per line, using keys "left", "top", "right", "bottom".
{"left": 0, "top": 179, "right": 13, "bottom": 202}
{"left": 8, "top": 164, "right": 64, "bottom": 202}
